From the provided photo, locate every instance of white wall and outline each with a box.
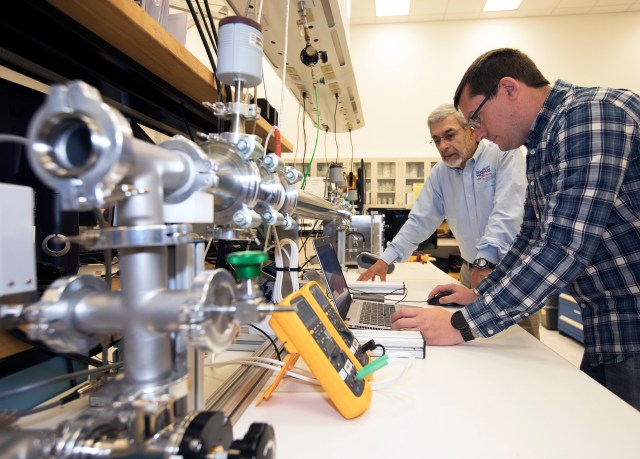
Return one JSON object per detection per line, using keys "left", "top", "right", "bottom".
{"left": 333, "top": 12, "right": 640, "bottom": 160}
{"left": 186, "top": 11, "right": 640, "bottom": 163}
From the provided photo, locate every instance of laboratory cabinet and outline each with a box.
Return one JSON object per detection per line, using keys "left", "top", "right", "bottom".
{"left": 558, "top": 289, "right": 584, "bottom": 343}
{"left": 303, "top": 158, "right": 440, "bottom": 208}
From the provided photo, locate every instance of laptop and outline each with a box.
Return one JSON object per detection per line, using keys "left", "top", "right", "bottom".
{"left": 312, "top": 237, "right": 399, "bottom": 330}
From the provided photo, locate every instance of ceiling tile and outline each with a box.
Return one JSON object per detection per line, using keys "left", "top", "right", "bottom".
{"left": 557, "top": 0, "right": 598, "bottom": 8}
{"left": 594, "top": 0, "right": 635, "bottom": 6}
{"left": 346, "top": 0, "right": 640, "bottom": 24}
{"left": 411, "top": 0, "right": 448, "bottom": 15}
{"left": 519, "top": 0, "right": 563, "bottom": 10}
{"left": 592, "top": 5, "right": 631, "bottom": 11}
{"left": 446, "top": 0, "right": 485, "bottom": 14}
{"left": 553, "top": 6, "right": 595, "bottom": 13}
{"left": 349, "top": 0, "right": 376, "bottom": 17}
{"left": 513, "top": 8, "right": 556, "bottom": 16}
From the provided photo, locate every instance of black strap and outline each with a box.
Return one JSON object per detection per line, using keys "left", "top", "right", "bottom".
{"left": 274, "top": 267, "right": 302, "bottom": 272}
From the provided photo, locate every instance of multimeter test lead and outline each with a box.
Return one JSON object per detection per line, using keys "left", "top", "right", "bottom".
{"left": 356, "top": 354, "right": 389, "bottom": 380}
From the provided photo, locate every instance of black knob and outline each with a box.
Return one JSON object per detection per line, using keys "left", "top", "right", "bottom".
{"left": 227, "top": 423, "right": 276, "bottom": 459}
{"left": 178, "top": 411, "right": 233, "bottom": 459}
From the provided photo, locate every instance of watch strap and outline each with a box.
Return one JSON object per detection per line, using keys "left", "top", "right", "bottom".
{"left": 451, "top": 310, "right": 475, "bottom": 342}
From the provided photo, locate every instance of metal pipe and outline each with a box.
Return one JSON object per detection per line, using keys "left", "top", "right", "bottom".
{"left": 116, "top": 165, "right": 174, "bottom": 386}
{"left": 128, "top": 137, "right": 195, "bottom": 195}
{"left": 295, "top": 188, "right": 350, "bottom": 221}
{"left": 72, "top": 291, "right": 125, "bottom": 332}
{"left": 119, "top": 246, "right": 173, "bottom": 385}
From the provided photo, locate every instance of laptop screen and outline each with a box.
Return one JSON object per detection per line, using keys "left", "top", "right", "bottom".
{"left": 313, "top": 238, "right": 352, "bottom": 319}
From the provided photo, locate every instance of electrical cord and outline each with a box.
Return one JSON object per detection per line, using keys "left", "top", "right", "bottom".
{"left": 272, "top": 232, "right": 300, "bottom": 303}
{"left": 296, "top": 220, "right": 320, "bottom": 266}
{"left": 15, "top": 380, "right": 98, "bottom": 418}
{"left": 0, "top": 362, "right": 123, "bottom": 401}
{"left": 277, "top": 0, "right": 291, "bottom": 132}
{"left": 0, "top": 134, "right": 30, "bottom": 146}
{"left": 293, "top": 101, "right": 302, "bottom": 168}
{"left": 207, "top": 352, "right": 414, "bottom": 390}
{"left": 264, "top": 124, "right": 276, "bottom": 155}
{"left": 207, "top": 357, "right": 318, "bottom": 385}
{"left": 248, "top": 324, "right": 282, "bottom": 361}
{"left": 301, "top": 85, "right": 320, "bottom": 189}
{"left": 324, "top": 126, "right": 329, "bottom": 163}
{"left": 369, "top": 353, "right": 415, "bottom": 389}
{"left": 334, "top": 94, "right": 339, "bottom": 162}
{"left": 349, "top": 128, "right": 354, "bottom": 173}
{"left": 347, "top": 284, "right": 408, "bottom": 297}
{"left": 185, "top": 0, "right": 223, "bottom": 100}
{"left": 301, "top": 94, "right": 307, "bottom": 177}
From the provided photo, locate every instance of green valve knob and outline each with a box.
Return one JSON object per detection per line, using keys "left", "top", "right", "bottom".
{"left": 226, "top": 250, "right": 269, "bottom": 280}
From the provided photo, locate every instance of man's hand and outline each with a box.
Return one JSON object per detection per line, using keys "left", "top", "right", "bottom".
{"left": 390, "top": 284, "right": 480, "bottom": 345}
{"left": 428, "top": 284, "right": 479, "bottom": 306}
{"left": 356, "top": 259, "right": 388, "bottom": 281}
{"left": 390, "top": 306, "right": 463, "bottom": 345}
{"left": 470, "top": 267, "right": 492, "bottom": 289}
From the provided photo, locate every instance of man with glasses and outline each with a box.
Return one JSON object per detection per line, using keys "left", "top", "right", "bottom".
{"left": 358, "top": 103, "right": 540, "bottom": 337}
{"left": 391, "top": 48, "right": 640, "bottom": 410}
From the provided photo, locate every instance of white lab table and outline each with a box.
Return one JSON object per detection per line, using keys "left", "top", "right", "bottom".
{"left": 231, "top": 262, "right": 640, "bottom": 458}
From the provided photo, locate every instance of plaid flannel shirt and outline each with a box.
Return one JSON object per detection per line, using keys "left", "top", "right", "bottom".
{"left": 466, "top": 80, "right": 640, "bottom": 365}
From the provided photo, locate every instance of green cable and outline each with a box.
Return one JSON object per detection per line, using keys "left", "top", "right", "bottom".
{"left": 301, "top": 84, "right": 320, "bottom": 189}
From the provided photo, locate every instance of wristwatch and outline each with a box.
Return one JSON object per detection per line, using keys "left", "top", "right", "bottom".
{"left": 451, "top": 310, "right": 475, "bottom": 342}
{"left": 472, "top": 258, "right": 496, "bottom": 270}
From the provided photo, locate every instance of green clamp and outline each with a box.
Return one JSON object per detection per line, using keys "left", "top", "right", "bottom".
{"left": 226, "top": 250, "right": 269, "bottom": 280}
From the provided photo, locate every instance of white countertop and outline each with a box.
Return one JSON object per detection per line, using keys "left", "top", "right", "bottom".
{"left": 231, "top": 262, "right": 640, "bottom": 458}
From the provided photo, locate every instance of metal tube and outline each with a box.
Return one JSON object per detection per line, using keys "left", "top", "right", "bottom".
{"left": 128, "top": 138, "right": 195, "bottom": 207}
{"left": 72, "top": 291, "right": 125, "bottom": 332}
{"left": 230, "top": 79, "right": 245, "bottom": 135}
{"left": 295, "top": 188, "right": 350, "bottom": 221}
{"left": 116, "top": 164, "right": 174, "bottom": 385}
{"left": 119, "top": 246, "right": 173, "bottom": 385}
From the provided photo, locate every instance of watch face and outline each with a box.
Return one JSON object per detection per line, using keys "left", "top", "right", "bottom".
{"left": 474, "top": 258, "right": 488, "bottom": 268}
{"left": 451, "top": 311, "right": 468, "bottom": 330}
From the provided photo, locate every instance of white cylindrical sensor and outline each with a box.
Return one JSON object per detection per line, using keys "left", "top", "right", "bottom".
{"left": 217, "top": 16, "right": 263, "bottom": 87}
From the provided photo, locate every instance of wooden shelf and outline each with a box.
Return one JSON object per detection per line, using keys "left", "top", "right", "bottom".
{"left": 47, "top": 0, "right": 292, "bottom": 153}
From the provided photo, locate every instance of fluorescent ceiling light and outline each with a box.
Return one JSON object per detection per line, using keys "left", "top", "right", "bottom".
{"left": 483, "top": 0, "right": 522, "bottom": 12}
{"left": 376, "top": 0, "right": 410, "bottom": 17}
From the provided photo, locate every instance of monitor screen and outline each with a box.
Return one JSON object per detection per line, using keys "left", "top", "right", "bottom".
{"left": 312, "top": 238, "right": 352, "bottom": 319}
{"left": 379, "top": 209, "right": 438, "bottom": 251}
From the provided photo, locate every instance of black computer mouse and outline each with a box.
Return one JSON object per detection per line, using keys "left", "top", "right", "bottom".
{"left": 427, "top": 291, "right": 462, "bottom": 307}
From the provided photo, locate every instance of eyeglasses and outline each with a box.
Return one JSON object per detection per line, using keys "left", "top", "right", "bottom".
{"left": 468, "top": 82, "right": 499, "bottom": 129}
{"left": 430, "top": 127, "right": 465, "bottom": 146}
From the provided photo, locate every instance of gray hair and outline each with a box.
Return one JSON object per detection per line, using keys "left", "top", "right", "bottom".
{"left": 427, "top": 103, "right": 467, "bottom": 128}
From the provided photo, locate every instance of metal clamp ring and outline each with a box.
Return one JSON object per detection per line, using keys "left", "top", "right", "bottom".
{"left": 41, "top": 233, "right": 71, "bottom": 256}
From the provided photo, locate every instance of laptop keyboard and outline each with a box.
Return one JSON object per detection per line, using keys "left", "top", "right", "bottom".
{"left": 359, "top": 302, "right": 396, "bottom": 328}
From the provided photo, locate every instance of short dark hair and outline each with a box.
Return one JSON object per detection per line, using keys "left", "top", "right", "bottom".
{"left": 453, "top": 48, "right": 550, "bottom": 108}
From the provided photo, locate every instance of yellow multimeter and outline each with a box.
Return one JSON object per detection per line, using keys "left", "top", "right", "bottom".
{"left": 305, "top": 282, "right": 370, "bottom": 367}
{"left": 269, "top": 281, "right": 372, "bottom": 419}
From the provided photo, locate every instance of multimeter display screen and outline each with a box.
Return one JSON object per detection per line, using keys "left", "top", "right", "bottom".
{"left": 292, "top": 296, "right": 318, "bottom": 329}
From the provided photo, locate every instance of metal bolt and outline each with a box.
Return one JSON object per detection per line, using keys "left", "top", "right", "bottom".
{"left": 189, "top": 439, "right": 203, "bottom": 452}
{"left": 237, "top": 138, "right": 248, "bottom": 152}
{"left": 233, "top": 210, "right": 249, "bottom": 227}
